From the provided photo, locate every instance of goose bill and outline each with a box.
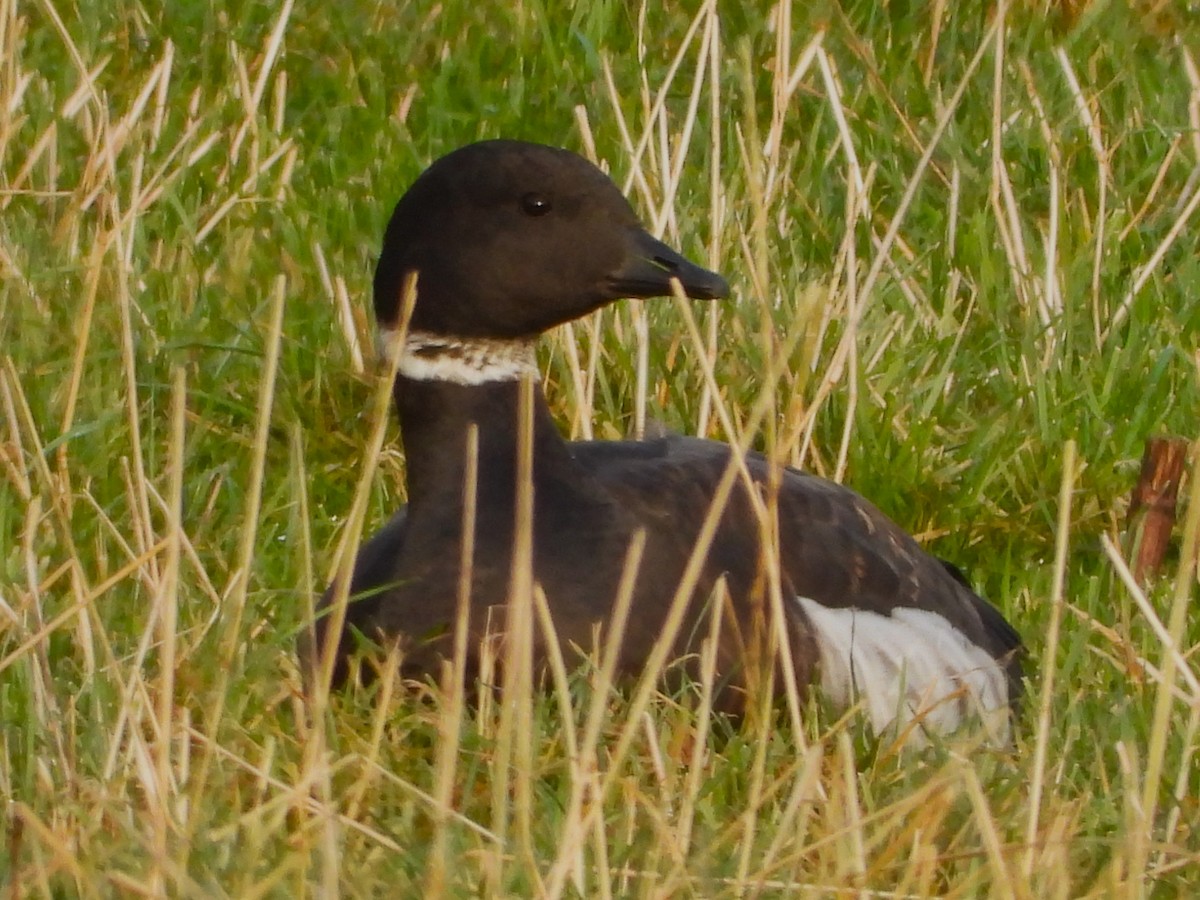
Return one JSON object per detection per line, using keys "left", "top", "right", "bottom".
{"left": 608, "top": 229, "right": 730, "bottom": 300}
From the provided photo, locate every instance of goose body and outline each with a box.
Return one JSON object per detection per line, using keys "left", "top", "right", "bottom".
{"left": 307, "top": 140, "right": 1023, "bottom": 743}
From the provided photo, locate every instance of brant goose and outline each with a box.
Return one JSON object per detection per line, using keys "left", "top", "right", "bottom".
{"left": 307, "top": 139, "right": 1023, "bottom": 743}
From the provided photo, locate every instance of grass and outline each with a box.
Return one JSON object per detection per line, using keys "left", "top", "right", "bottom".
{"left": 2, "top": 0, "right": 1199, "bottom": 894}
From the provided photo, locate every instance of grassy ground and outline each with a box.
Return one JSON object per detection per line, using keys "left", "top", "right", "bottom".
{"left": 2, "top": 0, "right": 1199, "bottom": 894}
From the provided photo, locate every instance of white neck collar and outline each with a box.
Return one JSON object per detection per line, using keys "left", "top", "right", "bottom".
{"left": 379, "top": 328, "right": 538, "bottom": 386}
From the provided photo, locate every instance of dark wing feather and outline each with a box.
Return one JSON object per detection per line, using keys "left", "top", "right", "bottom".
{"left": 574, "top": 434, "right": 1025, "bottom": 704}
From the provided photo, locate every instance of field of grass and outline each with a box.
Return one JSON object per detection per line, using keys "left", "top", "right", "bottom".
{"left": 3, "top": 0, "right": 1200, "bottom": 894}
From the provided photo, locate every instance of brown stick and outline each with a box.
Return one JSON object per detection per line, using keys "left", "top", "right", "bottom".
{"left": 1127, "top": 437, "right": 1190, "bottom": 584}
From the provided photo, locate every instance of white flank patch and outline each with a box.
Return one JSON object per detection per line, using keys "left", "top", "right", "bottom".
{"left": 379, "top": 328, "right": 538, "bottom": 386}
{"left": 795, "top": 597, "right": 1011, "bottom": 746}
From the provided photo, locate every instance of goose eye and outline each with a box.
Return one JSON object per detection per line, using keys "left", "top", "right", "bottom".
{"left": 521, "top": 192, "right": 552, "bottom": 216}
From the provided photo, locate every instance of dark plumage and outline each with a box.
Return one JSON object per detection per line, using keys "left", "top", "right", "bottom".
{"left": 304, "top": 140, "right": 1023, "bottom": 743}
